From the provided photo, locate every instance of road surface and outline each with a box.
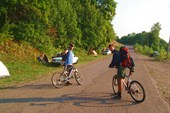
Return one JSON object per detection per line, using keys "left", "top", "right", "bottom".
{"left": 0, "top": 46, "right": 169, "bottom": 113}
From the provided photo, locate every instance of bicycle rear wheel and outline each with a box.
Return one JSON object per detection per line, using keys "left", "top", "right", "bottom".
{"left": 112, "top": 75, "right": 118, "bottom": 94}
{"left": 129, "top": 80, "right": 145, "bottom": 103}
{"left": 51, "top": 72, "right": 67, "bottom": 88}
{"left": 74, "top": 71, "right": 83, "bottom": 85}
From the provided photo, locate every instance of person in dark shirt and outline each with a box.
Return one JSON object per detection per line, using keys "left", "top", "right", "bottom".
{"left": 108, "top": 44, "right": 125, "bottom": 99}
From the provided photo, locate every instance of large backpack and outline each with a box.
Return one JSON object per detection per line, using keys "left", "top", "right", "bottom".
{"left": 119, "top": 46, "right": 135, "bottom": 68}
{"left": 119, "top": 46, "right": 130, "bottom": 61}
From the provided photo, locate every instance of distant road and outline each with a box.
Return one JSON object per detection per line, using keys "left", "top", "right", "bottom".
{"left": 0, "top": 46, "right": 169, "bottom": 113}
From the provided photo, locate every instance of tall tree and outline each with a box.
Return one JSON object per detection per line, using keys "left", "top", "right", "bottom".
{"left": 150, "top": 22, "right": 161, "bottom": 51}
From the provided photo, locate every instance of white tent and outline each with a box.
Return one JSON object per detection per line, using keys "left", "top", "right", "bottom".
{"left": 0, "top": 61, "right": 10, "bottom": 78}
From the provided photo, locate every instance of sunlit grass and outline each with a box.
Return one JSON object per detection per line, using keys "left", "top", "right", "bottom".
{"left": 0, "top": 54, "right": 108, "bottom": 88}
{"left": 0, "top": 61, "right": 57, "bottom": 88}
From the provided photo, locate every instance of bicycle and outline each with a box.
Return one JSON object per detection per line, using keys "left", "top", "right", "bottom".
{"left": 51, "top": 65, "right": 83, "bottom": 88}
{"left": 112, "top": 71, "right": 145, "bottom": 103}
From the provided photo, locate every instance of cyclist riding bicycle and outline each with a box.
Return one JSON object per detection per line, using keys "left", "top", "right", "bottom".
{"left": 108, "top": 44, "right": 135, "bottom": 99}
{"left": 64, "top": 43, "right": 75, "bottom": 85}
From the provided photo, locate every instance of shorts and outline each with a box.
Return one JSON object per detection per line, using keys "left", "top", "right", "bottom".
{"left": 65, "top": 65, "right": 73, "bottom": 73}
{"left": 117, "top": 65, "right": 126, "bottom": 79}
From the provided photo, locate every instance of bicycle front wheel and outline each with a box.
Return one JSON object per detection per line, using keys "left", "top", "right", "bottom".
{"left": 74, "top": 71, "right": 83, "bottom": 85}
{"left": 51, "top": 72, "right": 67, "bottom": 88}
{"left": 112, "top": 75, "right": 119, "bottom": 94}
{"left": 129, "top": 80, "right": 145, "bottom": 103}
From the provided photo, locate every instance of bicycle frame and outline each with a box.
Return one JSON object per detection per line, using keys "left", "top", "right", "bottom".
{"left": 121, "top": 75, "right": 132, "bottom": 92}
{"left": 62, "top": 66, "right": 71, "bottom": 80}
{"left": 63, "top": 65, "right": 78, "bottom": 80}
{"left": 51, "top": 63, "right": 83, "bottom": 88}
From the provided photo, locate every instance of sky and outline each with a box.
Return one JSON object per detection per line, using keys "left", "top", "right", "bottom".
{"left": 112, "top": 0, "right": 170, "bottom": 43}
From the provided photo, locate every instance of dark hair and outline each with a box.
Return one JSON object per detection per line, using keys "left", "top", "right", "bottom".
{"left": 108, "top": 44, "right": 114, "bottom": 48}
{"left": 69, "top": 43, "right": 74, "bottom": 47}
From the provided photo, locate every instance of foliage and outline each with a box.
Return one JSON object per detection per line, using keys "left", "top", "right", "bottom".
{"left": 0, "top": 33, "right": 13, "bottom": 44}
{"left": 0, "top": 0, "right": 117, "bottom": 53}
{"left": 155, "top": 49, "right": 168, "bottom": 61}
{"left": 134, "top": 43, "right": 170, "bottom": 61}
{"left": 118, "top": 22, "right": 167, "bottom": 49}
{"left": 134, "top": 44, "right": 154, "bottom": 56}
{"left": 167, "top": 52, "right": 170, "bottom": 60}
{"left": 118, "top": 22, "right": 169, "bottom": 60}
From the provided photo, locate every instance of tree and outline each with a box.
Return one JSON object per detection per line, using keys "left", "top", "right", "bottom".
{"left": 97, "top": 0, "right": 117, "bottom": 20}
{"left": 0, "top": 0, "right": 117, "bottom": 53}
{"left": 150, "top": 22, "right": 161, "bottom": 51}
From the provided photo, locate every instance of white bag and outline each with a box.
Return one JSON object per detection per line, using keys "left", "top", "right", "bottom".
{"left": 0, "top": 61, "right": 10, "bottom": 78}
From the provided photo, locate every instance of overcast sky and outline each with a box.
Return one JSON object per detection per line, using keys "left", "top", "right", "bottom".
{"left": 112, "top": 0, "right": 170, "bottom": 43}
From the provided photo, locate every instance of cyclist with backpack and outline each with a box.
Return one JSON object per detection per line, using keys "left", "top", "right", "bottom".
{"left": 108, "top": 44, "right": 135, "bottom": 99}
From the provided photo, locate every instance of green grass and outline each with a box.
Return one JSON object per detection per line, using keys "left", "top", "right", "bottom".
{"left": 0, "top": 61, "right": 57, "bottom": 88}
{"left": 0, "top": 54, "right": 107, "bottom": 88}
{"left": 0, "top": 39, "right": 110, "bottom": 88}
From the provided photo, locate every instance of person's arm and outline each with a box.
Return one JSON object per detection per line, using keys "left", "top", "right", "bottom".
{"left": 109, "top": 55, "right": 115, "bottom": 68}
{"left": 109, "top": 51, "right": 120, "bottom": 68}
{"left": 64, "top": 50, "right": 68, "bottom": 54}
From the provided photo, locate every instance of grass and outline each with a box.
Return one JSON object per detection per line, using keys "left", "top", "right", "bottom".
{"left": 0, "top": 61, "right": 56, "bottom": 87}
{"left": 0, "top": 54, "right": 107, "bottom": 88}
{"left": 0, "top": 39, "right": 109, "bottom": 88}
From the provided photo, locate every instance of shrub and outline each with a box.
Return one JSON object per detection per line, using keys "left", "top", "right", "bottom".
{"left": 155, "top": 49, "right": 167, "bottom": 61}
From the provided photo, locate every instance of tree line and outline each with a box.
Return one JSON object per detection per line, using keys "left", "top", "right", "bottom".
{"left": 117, "top": 22, "right": 168, "bottom": 51}
{"left": 0, "top": 0, "right": 117, "bottom": 54}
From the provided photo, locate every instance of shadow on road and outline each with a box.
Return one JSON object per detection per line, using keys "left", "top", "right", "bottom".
{"left": 0, "top": 83, "right": 54, "bottom": 90}
{"left": 0, "top": 92, "right": 138, "bottom": 107}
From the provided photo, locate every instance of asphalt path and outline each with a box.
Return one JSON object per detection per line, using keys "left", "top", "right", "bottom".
{"left": 0, "top": 46, "right": 169, "bottom": 113}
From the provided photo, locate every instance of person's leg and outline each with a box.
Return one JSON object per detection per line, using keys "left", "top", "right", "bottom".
{"left": 117, "top": 78, "right": 122, "bottom": 96}
{"left": 116, "top": 66, "right": 126, "bottom": 97}
{"left": 65, "top": 65, "right": 73, "bottom": 85}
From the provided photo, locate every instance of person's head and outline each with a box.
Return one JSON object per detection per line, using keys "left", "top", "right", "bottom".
{"left": 108, "top": 44, "right": 115, "bottom": 51}
{"left": 69, "top": 43, "right": 74, "bottom": 50}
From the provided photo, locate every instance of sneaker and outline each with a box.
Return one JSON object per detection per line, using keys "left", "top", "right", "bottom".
{"left": 113, "top": 92, "right": 121, "bottom": 99}
{"left": 65, "top": 81, "right": 72, "bottom": 86}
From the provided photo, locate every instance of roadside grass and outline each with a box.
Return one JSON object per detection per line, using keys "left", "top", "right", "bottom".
{"left": 0, "top": 54, "right": 107, "bottom": 88}
{"left": 0, "top": 39, "right": 109, "bottom": 88}
{"left": 0, "top": 61, "right": 56, "bottom": 88}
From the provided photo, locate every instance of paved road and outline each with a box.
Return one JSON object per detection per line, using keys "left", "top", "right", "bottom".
{"left": 0, "top": 46, "right": 169, "bottom": 113}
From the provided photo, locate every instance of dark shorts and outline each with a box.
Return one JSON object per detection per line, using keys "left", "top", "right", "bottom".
{"left": 116, "top": 65, "right": 126, "bottom": 79}
{"left": 65, "top": 65, "right": 73, "bottom": 73}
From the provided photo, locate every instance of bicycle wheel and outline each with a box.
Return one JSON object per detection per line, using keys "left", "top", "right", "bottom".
{"left": 74, "top": 71, "right": 83, "bottom": 85}
{"left": 51, "top": 72, "right": 67, "bottom": 88}
{"left": 112, "top": 75, "right": 119, "bottom": 94}
{"left": 129, "top": 80, "right": 145, "bottom": 103}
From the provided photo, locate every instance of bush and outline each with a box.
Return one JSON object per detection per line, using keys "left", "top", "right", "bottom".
{"left": 134, "top": 44, "right": 154, "bottom": 55}
{"left": 156, "top": 49, "right": 167, "bottom": 61}
{"left": 143, "top": 45, "right": 154, "bottom": 55}
{"left": 167, "top": 52, "right": 170, "bottom": 60}
{"left": 0, "top": 33, "right": 13, "bottom": 45}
